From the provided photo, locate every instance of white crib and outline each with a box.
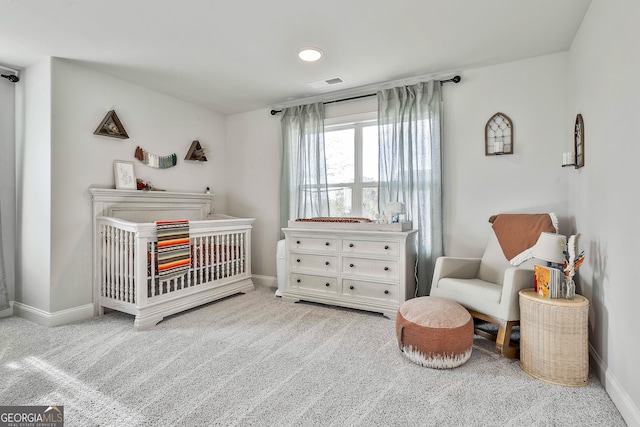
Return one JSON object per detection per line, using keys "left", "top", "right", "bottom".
{"left": 91, "top": 188, "right": 254, "bottom": 330}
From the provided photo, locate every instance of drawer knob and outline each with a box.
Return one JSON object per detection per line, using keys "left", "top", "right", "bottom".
{"left": 384, "top": 290, "right": 389, "bottom": 295}
{"left": 349, "top": 243, "right": 354, "bottom": 247}
{"left": 325, "top": 283, "right": 330, "bottom": 287}
{"left": 296, "top": 279, "right": 301, "bottom": 283}
{"left": 384, "top": 266, "right": 389, "bottom": 271}
{"left": 349, "top": 285, "right": 354, "bottom": 290}
{"left": 325, "top": 242, "right": 330, "bottom": 246}
{"left": 349, "top": 263, "right": 354, "bottom": 268}
{"left": 384, "top": 245, "right": 389, "bottom": 250}
{"left": 296, "top": 259, "right": 301, "bottom": 263}
{"left": 296, "top": 240, "right": 301, "bottom": 244}
{"left": 325, "top": 261, "right": 330, "bottom": 266}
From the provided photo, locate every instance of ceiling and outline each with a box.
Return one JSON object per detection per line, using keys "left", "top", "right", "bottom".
{"left": 0, "top": 0, "right": 591, "bottom": 115}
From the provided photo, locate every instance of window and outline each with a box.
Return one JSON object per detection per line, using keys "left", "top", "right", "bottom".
{"left": 324, "top": 113, "right": 378, "bottom": 219}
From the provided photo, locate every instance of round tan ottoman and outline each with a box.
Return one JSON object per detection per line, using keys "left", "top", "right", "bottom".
{"left": 396, "top": 297, "right": 473, "bottom": 369}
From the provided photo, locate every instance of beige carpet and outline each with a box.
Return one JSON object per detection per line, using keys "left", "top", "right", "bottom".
{"left": 0, "top": 286, "right": 626, "bottom": 426}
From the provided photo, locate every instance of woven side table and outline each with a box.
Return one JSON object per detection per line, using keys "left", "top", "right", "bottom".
{"left": 519, "top": 289, "right": 589, "bottom": 387}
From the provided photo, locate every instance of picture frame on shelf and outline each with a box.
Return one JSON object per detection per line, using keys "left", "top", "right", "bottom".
{"left": 114, "top": 160, "right": 136, "bottom": 190}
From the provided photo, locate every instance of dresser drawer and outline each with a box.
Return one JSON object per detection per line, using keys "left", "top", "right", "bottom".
{"left": 342, "top": 257, "right": 399, "bottom": 280}
{"left": 342, "top": 239, "right": 399, "bottom": 257}
{"left": 290, "top": 253, "right": 338, "bottom": 273}
{"left": 290, "top": 274, "right": 338, "bottom": 293}
{"left": 289, "top": 236, "right": 338, "bottom": 253}
{"left": 342, "top": 279, "right": 397, "bottom": 302}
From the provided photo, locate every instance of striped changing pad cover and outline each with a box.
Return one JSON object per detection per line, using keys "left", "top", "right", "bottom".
{"left": 155, "top": 220, "right": 191, "bottom": 280}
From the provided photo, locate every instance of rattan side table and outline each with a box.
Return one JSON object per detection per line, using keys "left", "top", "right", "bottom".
{"left": 519, "top": 289, "right": 589, "bottom": 387}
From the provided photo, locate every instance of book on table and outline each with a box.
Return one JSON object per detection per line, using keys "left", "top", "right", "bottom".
{"left": 534, "top": 265, "right": 563, "bottom": 298}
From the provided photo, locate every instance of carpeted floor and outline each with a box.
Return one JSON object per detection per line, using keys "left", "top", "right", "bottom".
{"left": 0, "top": 286, "right": 626, "bottom": 426}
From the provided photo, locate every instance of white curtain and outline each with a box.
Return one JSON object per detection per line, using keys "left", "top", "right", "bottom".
{"left": 0, "top": 203, "right": 9, "bottom": 310}
{"left": 377, "top": 80, "right": 443, "bottom": 296}
{"left": 280, "top": 103, "right": 330, "bottom": 232}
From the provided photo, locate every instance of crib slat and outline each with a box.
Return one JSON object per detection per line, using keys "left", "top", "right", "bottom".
{"left": 204, "top": 236, "right": 213, "bottom": 282}
{"left": 127, "top": 232, "right": 136, "bottom": 303}
{"left": 213, "top": 234, "right": 218, "bottom": 280}
{"left": 121, "top": 230, "right": 127, "bottom": 302}
{"left": 238, "top": 233, "right": 244, "bottom": 273}
{"left": 109, "top": 226, "right": 115, "bottom": 299}
{"left": 128, "top": 232, "right": 133, "bottom": 300}
{"left": 105, "top": 226, "right": 110, "bottom": 298}
{"left": 187, "top": 239, "right": 191, "bottom": 288}
{"left": 224, "top": 233, "right": 231, "bottom": 277}
{"left": 118, "top": 229, "right": 123, "bottom": 301}
{"left": 126, "top": 231, "right": 131, "bottom": 303}
{"left": 100, "top": 224, "right": 104, "bottom": 297}
{"left": 198, "top": 236, "right": 204, "bottom": 285}
{"left": 119, "top": 229, "right": 123, "bottom": 298}
{"left": 150, "top": 241, "right": 156, "bottom": 297}
{"left": 233, "top": 233, "right": 238, "bottom": 276}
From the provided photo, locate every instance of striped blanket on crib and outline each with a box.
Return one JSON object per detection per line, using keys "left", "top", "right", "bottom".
{"left": 155, "top": 220, "right": 191, "bottom": 280}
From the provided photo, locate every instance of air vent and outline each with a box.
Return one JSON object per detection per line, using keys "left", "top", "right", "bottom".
{"left": 309, "top": 76, "right": 345, "bottom": 89}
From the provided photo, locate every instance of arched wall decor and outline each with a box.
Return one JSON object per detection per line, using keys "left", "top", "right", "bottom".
{"left": 485, "top": 112, "right": 513, "bottom": 155}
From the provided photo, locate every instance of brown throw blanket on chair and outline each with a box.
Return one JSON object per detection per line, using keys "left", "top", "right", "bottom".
{"left": 489, "top": 213, "right": 558, "bottom": 265}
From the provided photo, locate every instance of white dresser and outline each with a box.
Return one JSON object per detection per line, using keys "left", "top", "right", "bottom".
{"left": 282, "top": 225, "right": 417, "bottom": 318}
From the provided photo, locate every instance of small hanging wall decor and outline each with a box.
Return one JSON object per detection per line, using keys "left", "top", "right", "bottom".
{"left": 485, "top": 112, "right": 513, "bottom": 155}
{"left": 574, "top": 114, "right": 584, "bottom": 169}
{"left": 185, "top": 140, "right": 207, "bottom": 161}
{"left": 94, "top": 110, "right": 129, "bottom": 139}
{"left": 134, "top": 146, "right": 177, "bottom": 169}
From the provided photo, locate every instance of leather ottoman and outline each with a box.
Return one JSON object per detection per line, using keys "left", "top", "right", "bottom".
{"left": 396, "top": 296, "right": 473, "bottom": 368}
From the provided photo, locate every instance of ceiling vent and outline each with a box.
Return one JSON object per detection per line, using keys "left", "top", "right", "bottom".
{"left": 309, "top": 76, "right": 345, "bottom": 89}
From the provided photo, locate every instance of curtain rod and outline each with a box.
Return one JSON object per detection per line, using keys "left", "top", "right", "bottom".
{"left": 0, "top": 63, "right": 20, "bottom": 83}
{"left": 270, "top": 75, "right": 461, "bottom": 115}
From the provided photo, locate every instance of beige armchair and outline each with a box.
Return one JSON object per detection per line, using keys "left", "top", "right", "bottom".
{"left": 430, "top": 213, "right": 557, "bottom": 359}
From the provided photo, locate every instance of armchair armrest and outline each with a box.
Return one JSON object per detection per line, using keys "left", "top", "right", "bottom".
{"left": 499, "top": 267, "right": 535, "bottom": 321}
{"left": 432, "top": 257, "right": 482, "bottom": 286}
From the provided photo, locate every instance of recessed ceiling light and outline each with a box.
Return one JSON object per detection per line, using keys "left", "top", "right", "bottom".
{"left": 298, "top": 47, "right": 323, "bottom": 62}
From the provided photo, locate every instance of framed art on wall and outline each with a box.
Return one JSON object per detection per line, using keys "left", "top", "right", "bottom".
{"left": 114, "top": 160, "right": 136, "bottom": 189}
{"left": 574, "top": 114, "right": 584, "bottom": 169}
{"left": 485, "top": 112, "right": 513, "bottom": 155}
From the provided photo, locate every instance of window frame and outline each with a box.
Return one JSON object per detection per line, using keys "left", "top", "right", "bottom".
{"left": 324, "top": 111, "right": 378, "bottom": 218}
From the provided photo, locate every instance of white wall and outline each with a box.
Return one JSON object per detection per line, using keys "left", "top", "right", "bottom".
{"left": 568, "top": 0, "right": 640, "bottom": 424}
{"left": 225, "top": 109, "right": 281, "bottom": 280}
{"left": 443, "top": 53, "right": 570, "bottom": 256}
{"left": 0, "top": 70, "right": 16, "bottom": 312}
{"left": 16, "top": 58, "right": 227, "bottom": 314}
{"left": 16, "top": 58, "right": 52, "bottom": 311}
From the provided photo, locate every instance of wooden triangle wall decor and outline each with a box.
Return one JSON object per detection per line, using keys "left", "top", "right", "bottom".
{"left": 94, "top": 110, "right": 129, "bottom": 139}
{"left": 184, "top": 140, "right": 207, "bottom": 161}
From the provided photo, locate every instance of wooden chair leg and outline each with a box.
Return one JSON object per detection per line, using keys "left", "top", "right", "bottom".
{"left": 496, "top": 320, "right": 519, "bottom": 359}
{"left": 468, "top": 310, "right": 520, "bottom": 359}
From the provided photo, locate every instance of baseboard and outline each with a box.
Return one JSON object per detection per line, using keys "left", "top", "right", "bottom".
{"left": 13, "top": 302, "right": 94, "bottom": 327}
{"left": 0, "top": 301, "right": 14, "bottom": 318}
{"left": 590, "top": 343, "right": 640, "bottom": 427}
{"left": 252, "top": 274, "right": 278, "bottom": 291}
